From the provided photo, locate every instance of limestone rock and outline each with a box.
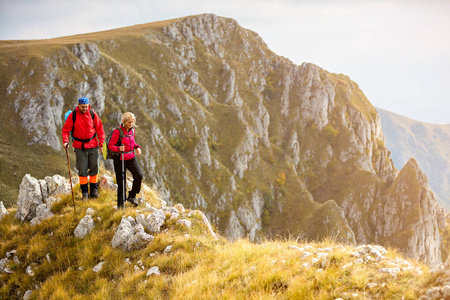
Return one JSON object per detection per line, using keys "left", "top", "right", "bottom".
{"left": 85, "top": 207, "right": 95, "bottom": 216}
{"left": 111, "top": 216, "right": 154, "bottom": 251}
{"left": 194, "top": 127, "right": 211, "bottom": 168}
{"left": 72, "top": 43, "right": 101, "bottom": 68}
{"left": 378, "top": 158, "right": 445, "bottom": 267}
{"left": 127, "top": 224, "right": 154, "bottom": 251}
{"left": 15, "top": 174, "right": 45, "bottom": 222}
{"left": 30, "top": 203, "right": 54, "bottom": 225}
{"left": 26, "top": 266, "right": 35, "bottom": 276}
{"left": 0, "top": 258, "right": 9, "bottom": 273}
{"left": 99, "top": 174, "right": 117, "bottom": 190}
{"left": 174, "top": 203, "right": 185, "bottom": 213}
{"left": 224, "top": 210, "right": 244, "bottom": 241}
{"left": 176, "top": 219, "right": 192, "bottom": 229}
{"left": 229, "top": 189, "right": 264, "bottom": 241}
{"left": 298, "top": 63, "right": 335, "bottom": 130}
{"left": 0, "top": 201, "right": 9, "bottom": 221}
{"left": 145, "top": 209, "right": 166, "bottom": 233}
{"left": 146, "top": 266, "right": 161, "bottom": 276}
{"left": 74, "top": 215, "right": 95, "bottom": 238}
{"left": 188, "top": 210, "right": 217, "bottom": 239}
{"left": 164, "top": 245, "right": 172, "bottom": 254}
{"left": 16, "top": 174, "right": 69, "bottom": 223}
{"left": 231, "top": 128, "right": 259, "bottom": 179}
{"left": 23, "top": 290, "right": 32, "bottom": 300}
{"left": 93, "top": 261, "right": 104, "bottom": 273}
{"left": 351, "top": 245, "right": 387, "bottom": 262}
{"left": 44, "top": 175, "right": 71, "bottom": 197}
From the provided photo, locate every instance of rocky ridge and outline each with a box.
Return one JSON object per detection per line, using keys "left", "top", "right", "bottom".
{"left": 0, "top": 173, "right": 218, "bottom": 298}
{"left": 0, "top": 14, "right": 446, "bottom": 267}
{"left": 0, "top": 174, "right": 449, "bottom": 299}
{"left": 377, "top": 107, "right": 450, "bottom": 211}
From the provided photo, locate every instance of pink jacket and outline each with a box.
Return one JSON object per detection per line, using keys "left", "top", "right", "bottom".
{"left": 108, "top": 126, "right": 141, "bottom": 160}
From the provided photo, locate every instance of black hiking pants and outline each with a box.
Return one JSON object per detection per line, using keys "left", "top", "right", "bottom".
{"left": 113, "top": 157, "right": 143, "bottom": 207}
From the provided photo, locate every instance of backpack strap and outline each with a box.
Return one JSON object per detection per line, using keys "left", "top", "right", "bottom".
{"left": 71, "top": 109, "right": 97, "bottom": 143}
{"left": 116, "top": 127, "right": 124, "bottom": 145}
{"left": 111, "top": 127, "right": 132, "bottom": 155}
{"left": 116, "top": 127, "right": 133, "bottom": 154}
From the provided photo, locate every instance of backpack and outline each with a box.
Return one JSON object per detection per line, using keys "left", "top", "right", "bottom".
{"left": 104, "top": 127, "right": 124, "bottom": 159}
{"left": 64, "top": 109, "right": 96, "bottom": 142}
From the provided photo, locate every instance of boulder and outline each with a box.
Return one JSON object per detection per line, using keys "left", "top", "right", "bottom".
{"left": 146, "top": 209, "right": 166, "bottom": 233}
{"left": 16, "top": 174, "right": 68, "bottom": 222}
{"left": 99, "top": 174, "right": 117, "bottom": 191}
{"left": 30, "top": 203, "right": 54, "bottom": 225}
{"left": 15, "top": 174, "right": 44, "bottom": 222}
{"left": 74, "top": 215, "right": 95, "bottom": 238}
{"left": 111, "top": 216, "right": 154, "bottom": 251}
{"left": 44, "top": 175, "right": 71, "bottom": 196}
{"left": 127, "top": 224, "right": 154, "bottom": 251}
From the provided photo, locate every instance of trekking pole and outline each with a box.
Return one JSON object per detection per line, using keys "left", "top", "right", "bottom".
{"left": 65, "top": 146, "right": 76, "bottom": 212}
{"left": 122, "top": 152, "right": 126, "bottom": 213}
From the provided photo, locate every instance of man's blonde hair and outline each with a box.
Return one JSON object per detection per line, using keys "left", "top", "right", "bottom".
{"left": 121, "top": 112, "right": 137, "bottom": 127}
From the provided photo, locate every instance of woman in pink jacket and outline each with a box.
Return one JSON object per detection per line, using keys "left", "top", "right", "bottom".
{"left": 108, "top": 112, "right": 143, "bottom": 208}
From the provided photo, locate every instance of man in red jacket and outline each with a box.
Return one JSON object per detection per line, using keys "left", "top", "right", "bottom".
{"left": 62, "top": 97, "right": 105, "bottom": 200}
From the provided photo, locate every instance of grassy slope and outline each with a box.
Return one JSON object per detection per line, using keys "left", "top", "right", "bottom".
{"left": 0, "top": 176, "right": 443, "bottom": 299}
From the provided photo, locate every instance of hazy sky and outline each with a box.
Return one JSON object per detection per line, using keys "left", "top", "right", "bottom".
{"left": 1, "top": 0, "right": 449, "bottom": 124}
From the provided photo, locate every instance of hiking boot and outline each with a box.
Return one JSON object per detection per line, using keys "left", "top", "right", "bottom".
{"left": 80, "top": 184, "right": 89, "bottom": 200}
{"left": 127, "top": 197, "right": 139, "bottom": 207}
{"left": 90, "top": 183, "right": 99, "bottom": 198}
{"left": 90, "top": 189, "right": 99, "bottom": 198}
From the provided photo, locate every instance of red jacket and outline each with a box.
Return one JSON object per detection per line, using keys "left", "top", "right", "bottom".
{"left": 62, "top": 106, "right": 105, "bottom": 149}
{"left": 108, "top": 126, "right": 141, "bottom": 160}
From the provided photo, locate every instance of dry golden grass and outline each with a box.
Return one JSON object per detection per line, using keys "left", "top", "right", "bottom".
{"left": 1, "top": 177, "right": 437, "bottom": 300}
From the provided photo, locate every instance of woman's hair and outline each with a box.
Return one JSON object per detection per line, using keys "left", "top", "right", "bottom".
{"left": 121, "top": 112, "right": 137, "bottom": 127}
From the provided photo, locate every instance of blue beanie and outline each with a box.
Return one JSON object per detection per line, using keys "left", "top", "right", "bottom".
{"left": 78, "top": 97, "right": 89, "bottom": 104}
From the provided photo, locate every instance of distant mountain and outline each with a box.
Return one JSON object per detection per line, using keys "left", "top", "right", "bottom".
{"left": 377, "top": 108, "right": 450, "bottom": 211}
{"left": 0, "top": 14, "right": 446, "bottom": 266}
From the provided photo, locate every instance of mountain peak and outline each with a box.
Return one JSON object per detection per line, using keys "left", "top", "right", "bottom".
{"left": 377, "top": 107, "right": 450, "bottom": 211}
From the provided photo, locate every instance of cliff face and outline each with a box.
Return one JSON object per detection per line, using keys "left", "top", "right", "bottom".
{"left": 379, "top": 158, "right": 445, "bottom": 266}
{"left": 0, "top": 14, "right": 445, "bottom": 266}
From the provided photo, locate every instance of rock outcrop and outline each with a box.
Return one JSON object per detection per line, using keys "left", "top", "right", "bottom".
{"left": 111, "top": 216, "right": 154, "bottom": 252}
{"left": 377, "top": 158, "right": 445, "bottom": 266}
{"left": 377, "top": 107, "right": 450, "bottom": 211}
{"left": 15, "top": 174, "right": 69, "bottom": 223}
